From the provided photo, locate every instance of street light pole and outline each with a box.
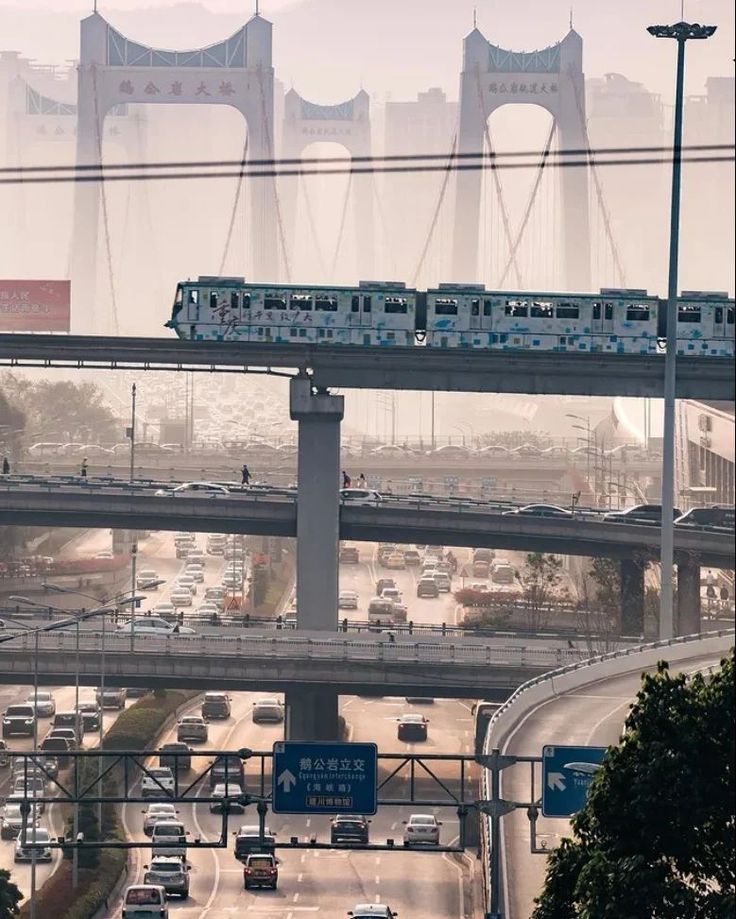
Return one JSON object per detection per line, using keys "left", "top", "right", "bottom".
{"left": 129, "top": 382, "right": 136, "bottom": 483}
{"left": 648, "top": 19, "right": 716, "bottom": 639}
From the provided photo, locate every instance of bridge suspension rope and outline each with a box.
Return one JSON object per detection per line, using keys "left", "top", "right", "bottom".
{"left": 299, "top": 171, "right": 328, "bottom": 279}
{"left": 411, "top": 133, "right": 457, "bottom": 287}
{"left": 218, "top": 134, "right": 249, "bottom": 275}
{"left": 92, "top": 64, "right": 120, "bottom": 334}
{"left": 329, "top": 168, "right": 354, "bottom": 283}
{"left": 497, "top": 122, "right": 555, "bottom": 288}
{"left": 257, "top": 69, "right": 292, "bottom": 282}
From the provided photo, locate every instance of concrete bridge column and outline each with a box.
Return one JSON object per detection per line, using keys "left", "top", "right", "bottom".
{"left": 620, "top": 558, "right": 645, "bottom": 636}
{"left": 676, "top": 558, "right": 701, "bottom": 636}
{"left": 286, "top": 377, "right": 344, "bottom": 740}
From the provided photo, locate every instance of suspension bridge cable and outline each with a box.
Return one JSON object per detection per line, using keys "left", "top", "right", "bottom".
{"left": 92, "top": 64, "right": 120, "bottom": 335}
{"left": 497, "top": 122, "right": 556, "bottom": 288}
{"left": 329, "top": 170, "right": 354, "bottom": 283}
{"left": 411, "top": 134, "right": 457, "bottom": 287}
{"left": 218, "top": 134, "right": 249, "bottom": 275}
{"left": 299, "top": 172, "right": 328, "bottom": 279}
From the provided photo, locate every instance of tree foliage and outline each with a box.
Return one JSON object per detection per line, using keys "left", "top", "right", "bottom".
{"left": 0, "top": 869, "right": 22, "bottom": 918}
{"left": 533, "top": 650, "right": 736, "bottom": 919}
{"left": 516, "top": 552, "right": 566, "bottom": 629}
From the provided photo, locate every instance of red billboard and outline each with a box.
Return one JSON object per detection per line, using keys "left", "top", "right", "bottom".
{"left": 0, "top": 279, "right": 71, "bottom": 332}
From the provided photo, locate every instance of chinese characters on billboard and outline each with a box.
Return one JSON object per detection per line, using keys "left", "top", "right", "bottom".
{"left": 0, "top": 280, "right": 71, "bottom": 332}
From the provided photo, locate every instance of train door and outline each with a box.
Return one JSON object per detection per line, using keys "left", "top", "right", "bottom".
{"left": 469, "top": 298, "right": 481, "bottom": 331}
{"left": 591, "top": 301, "right": 614, "bottom": 344}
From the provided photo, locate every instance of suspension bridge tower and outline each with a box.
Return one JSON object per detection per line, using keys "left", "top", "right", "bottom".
{"left": 70, "top": 9, "right": 278, "bottom": 333}
{"left": 281, "top": 88, "right": 374, "bottom": 281}
{"left": 452, "top": 26, "right": 591, "bottom": 291}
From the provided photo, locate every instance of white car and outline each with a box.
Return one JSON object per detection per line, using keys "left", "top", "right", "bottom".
{"left": 170, "top": 590, "right": 194, "bottom": 608}
{"left": 348, "top": 906, "right": 398, "bottom": 919}
{"left": 116, "top": 617, "right": 195, "bottom": 636}
{"left": 175, "top": 576, "right": 197, "bottom": 596}
{"left": 205, "top": 587, "right": 225, "bottom": 603}
{"left": 14, "top": 827, "right": 52, "bottom": 862}
{"left": 338, "top": 590, "right": 359, "bottom": 610}
{"left": 403, "top": 813, "right": 441, "bottom": 846}
{"left": 155, "top": 481, "right": 230, "bottom": 497}
{"left": 141, "top": 767, "right": 176, "bottom": 799}
{"left": 152, "top": 602, "right": 176, "bottom": 619}
{"left": 143, "top": 803, "right": 179, "bottom": 836}
{"left": 26, "top": 690, "right": 55, "bottom": 718}
{"left": 210, "top": 782, "right": 245, "bottom": 813}
{"left": 184, "top": 564, "right": 204, "bottom": 583}
{"left": 186, "top": 550, "right": 206, "bottom": 565}
{"left": 252, "top": 699, "right": 284, "bottom": 724}
{"left": 340, "top": 488, "right": 383, "bottom": 505}
{"left": 136, "top": 569, "right": 160, "bottom": 591}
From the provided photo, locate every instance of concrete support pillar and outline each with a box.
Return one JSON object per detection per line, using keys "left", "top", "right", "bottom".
{"left": 620, "top": 558, "right": 645, "bottom": 636}
{"left": 676, "top": 557, "right": 701, "bottom": 636}
{"left": 285, "top": 687, "right": 339, "bottom": 742}
{"left": 286, "top": 377, "right": 344, "bottom": 740}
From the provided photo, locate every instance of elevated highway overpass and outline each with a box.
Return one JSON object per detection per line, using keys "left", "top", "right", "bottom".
{"left": 0, "top": 333, "right": 733, "bottom": 398}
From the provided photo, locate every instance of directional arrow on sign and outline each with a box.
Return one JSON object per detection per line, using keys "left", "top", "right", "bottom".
{"left": 547, "top": 772, "right": 566, "bottom": 791}
{"left": 277, "top": 769, "right": 296, "bottom": 793}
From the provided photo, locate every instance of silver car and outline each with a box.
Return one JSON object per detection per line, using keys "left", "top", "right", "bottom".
{"left": 402, "top": 813, "right": 441, "bottom": 846}
{"left": 26, "top": 691, "right": 55, "bottom": 718}
{"left": 143, "top": 803, "right": 179, "bottom": 837}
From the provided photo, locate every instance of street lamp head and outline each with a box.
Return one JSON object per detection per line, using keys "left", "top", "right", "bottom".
{"left": 648, "top": 22, "right": 717, "bottom": 40}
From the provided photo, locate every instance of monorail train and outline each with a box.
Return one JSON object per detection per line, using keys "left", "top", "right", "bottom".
{"left": 166, "top": 277, "right": 734, "bottom": 357}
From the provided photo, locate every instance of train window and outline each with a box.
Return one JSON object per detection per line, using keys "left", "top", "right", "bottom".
{"left": 351, "top": 296, "right": 360, "bottom": 313}
{"left": 471, "top": 299, "right": 480, "bottom": 317}
{"left": 209, "top": 292, "right": 218, "bottom": 310}
{"left": 505, "top": 301, "right": 528, "bottom": 317}
{"left": 556, "top": 303, "right": 579, "bottom": 319}
{"left": 626, "top": 305, "right": 650, "bottom": 321}
{"left": 715, "top": 307, "right": 723, "bottom": 324}
{"left": 677, "top": 306, "right": 701, "bottom": 323}
{"left": 315, "top": 296, "right": 338, "bottom": 312}
{"left": 434, "top": 299, "right": 458, "bottom": 315}
{"left": 728, "top": 308, "right": 734, "bottom": 325}
{"left": 384, "top": 298, "right": 408, "bottom": 314}
{"left": 483, "top": 300, "right": 493, "bottom": 317}
{"left": 290, "top": 294, "right": 312, "bottom": 311}
{"left": 188, "top": 290, "right": 199, "bottom": 305}
{"left": 242, "top": 295, "right": 250, "bottom": 310}
{"left": 593, "top": 303, "right": 601, "bottom": 320}
{"left": 264, "top": 296, "right": 287, "bottom": 311}
{"left": 363, "top": 296, "right": 372, "bottom": 313}
{"left": 605, "top": 304, "right": 613, "bottom": 321}
{"left": 175, "top": 288, "right": 183, "bottom": 306}
{"left": 230, "top": 292, "right": 239, "bottom": 310}
{"left": 531, "top": 302, "right": 554, "bottom": 319}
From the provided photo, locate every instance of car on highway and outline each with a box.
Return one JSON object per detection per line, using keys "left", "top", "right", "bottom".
{"left": 503, "top": 503, "right": 573, "bottom": 518}
{"left": 234, "top": 824, "right": 277, "bottom": 860}
{"left": 338, "top": 590, "right": 359, "bottom": 610}
{"left": 52, "top": 710, "right": 83, "bottom": 743}
{"left": 0, "top": 739, "right": 8, "bottom": 768}
{"left": 75, "top": 701, "right": 101, "bottom": 732}
{"left": 675, "top": 505, "right": 735, "bottom": 529}
{"left": 210, "top": 782, "right": 245, "bottom": 813}
{"left": 368, "top": 596, "right": 395, "bottom": 622}
{"left": 2, "top": 704, "right": 36, "bottom": 738}
{"left": 122, "top": 884, "right": 169, "bottom": 919}
{"left": 170, "top": 588, "right": 194, "bottom": 607}
{"left": 347, "top": 904, "right": 398, "bottom": 918}
{"left": 39, "top": 735, "right": 72, "bottom": 766}
{"left": 143, "top": 855, "right": 190, "bottom": 899}
{"left": 375, "top": 577, "right": 397, "bottom": 595}
{"left": 384, "top": 552, "right": 406, "bottom": 570}
{"left": 155, "top": 481, "right": 230, "bottom": 497}
{"left": 416, "top": 577, "right": 439, "bottom": 599}
{"left": 143, "top": 803, "right": 180, "bottom": 836}
{"left": 403, "top": 548, "right": 421, "bottom": 566}
{"left": 14, "top": 827, "right": 52, "bottom": 862}
{"left": 381, "top": 586, "right": 402, "bottom": 605}
{"left": 209, "top": 754, "right": 246, "bottom": 788}
{"left": 340, "top": 487, "right": 383, "bottom": 505}
{"left": 603, "top": 503, "right": 681, "bottom": 524}
{"left": 432, "top": 571, "right": 452, "bottom": 592}
{"left": 152, "top": 602, "right": 176, "bottom": 619}
{"left": 175, "top": 575, "right": 197, "bottom": 596}
{"left": 47, "top": 727, "right": 77, "bottom": 750}
{"left": 0, "top": 802, "right": 38, "bottom": 840}
{"left": 196, "top": 602, "right": 220, "bottom": 618}
{"left": 252, "top": 698, "right": 284, "bottom": 724}
{"left": 202, "top": 692, "right": 231, "bottom": 720}
{"left": 151, "top": 819, "right": 188, "bottom": 856}
{"left": 136, "top": 569, "right": 160, "bottom": 590}
{"left": 184, "top": 563, "right": 204, "bottom": 583}
{"left": 204, "top": 586, "right": 226, "bottom": 604}
{"left": 96, "top": 686, "right": 127, "bottom": 709}
{"left": 243, "top": 853, "right": 279, "bottom": 889}
{"left": 402, "top": 813, "right": 441, "bottom": 846}
{"left": 117, "top": 616, "right": 195, "bottom": 636}
{"left": 159, "top": 742, "right": 192, "bottom": 773}
{"left": 339, "top": 545, "right": 360, "bottom": 564}
{"left": 26, "top": 690, "right": 56, "bottom": 718}
{"left": 177, "top": 715, "right": 208, "bottom": 743}
{"left": 141, "top": 767, "right": 176, "bottom": 799}
{"left": 397, "top": 713, "right": 429, "bottom": 742}
{"left": 330, "top": 814, "right": 370, "bottom": 845}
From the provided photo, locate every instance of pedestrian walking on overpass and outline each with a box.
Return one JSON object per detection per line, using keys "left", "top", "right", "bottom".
{"left": 80, "top": 457, "right": 88, "bottom": 478}
{"left": 342, "top": 470, "right": 351, "bottom": 488}
{"left": 1, "top": 456, "right": 9, "bottom": 475}
{"left": 241, "top": 463, "right": 251, "bottom": 486}
{"left": 358, "top": 473, "right": 367, "bottom": 488}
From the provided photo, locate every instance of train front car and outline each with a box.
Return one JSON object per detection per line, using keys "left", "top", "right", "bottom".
{"left": 167, "top": 276, "right": 246, "bottom": 341}
{"left": 674, "top": 291, "right": 735, "bottom": 357}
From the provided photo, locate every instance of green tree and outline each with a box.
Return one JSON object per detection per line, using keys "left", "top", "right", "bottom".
{"left": 516, "top": 553, "right": 565, "bottom": 630}
{"left": 533, "top": 650, "right": 735, "bottom": 919}
{"left": 0, "top": 868, "right": 22, "bottom": 918}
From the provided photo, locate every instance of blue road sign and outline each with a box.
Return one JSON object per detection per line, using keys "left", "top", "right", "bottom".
{"left": 542, "top": 744, "right": 607, "bottom": 817}
{"left": 272, "top": 742, "right": 378, "bottom": 815}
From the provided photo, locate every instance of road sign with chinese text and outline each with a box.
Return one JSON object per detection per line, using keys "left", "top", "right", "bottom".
{"left": 542, "top": 744, "right": 607, "bottom": 817}
{"left": 272, "top": 742, "right": 378, "bottom": 815}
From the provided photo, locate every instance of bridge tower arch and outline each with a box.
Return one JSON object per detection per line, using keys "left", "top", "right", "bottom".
{"left": 70, "top": 11, "right": 278, "bottom": 333}
{"left": 281, "top": 88, "right": 374, "bottom": 279}
{"left": 452, "top": 27, "right": 590, "bottom": 290}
